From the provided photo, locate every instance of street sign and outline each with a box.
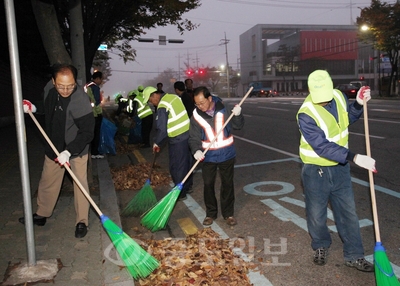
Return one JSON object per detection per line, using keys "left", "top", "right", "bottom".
{"left": 98, "top": 44, "right": 107, "bottom": 51}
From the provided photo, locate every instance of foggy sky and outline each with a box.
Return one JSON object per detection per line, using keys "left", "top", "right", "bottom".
{"left": 101, "top": 0, "right": 396, "bottom": 97}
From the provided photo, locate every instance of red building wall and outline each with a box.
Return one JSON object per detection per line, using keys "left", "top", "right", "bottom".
{"left": 300, "top": 31, "right": 358, "bottom": 61}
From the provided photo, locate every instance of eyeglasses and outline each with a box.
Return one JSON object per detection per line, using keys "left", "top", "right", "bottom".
{"left": 55, "top": 84, "right": 76, "bottom": 91}
{"left": 195, "top": 100, "right": 209, "bottom": 107}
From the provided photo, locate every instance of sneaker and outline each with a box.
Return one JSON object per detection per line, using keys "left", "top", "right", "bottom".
{"left": 345, "top": 258, "right": 374, "bottom": 272}
{"left": 96, "top": 154, "right": 104, "bottom": 159}
{"left": 91, "top": 155, "right": 97, "bottom": 159}
{"left": 313, "top": 247, "right": 328, "bottom": 266}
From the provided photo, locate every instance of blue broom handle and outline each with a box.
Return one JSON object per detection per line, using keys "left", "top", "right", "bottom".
{"left": 363, "top": 98, "right": 381, "bottom": 242}
{"left": 28, "top": 110, "right": 103, "bottom": 216}
{"left": 181, "top": 86, "right": 254, "bottom": 184}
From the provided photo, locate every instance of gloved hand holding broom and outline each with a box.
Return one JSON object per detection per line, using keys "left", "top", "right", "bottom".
{"left": 23, "top": 99, "right": 37, "bottom": 113}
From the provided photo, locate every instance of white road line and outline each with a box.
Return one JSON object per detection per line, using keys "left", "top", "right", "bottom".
{"left": 349, "top": 132, "right": 385, "bottom": 139}
{"left": 183, "top": 195, "right": 274, "bottom": 286}
{"left": 234, "top": 136, "right": 299, "bottom": 158}
{"left": 366, "top": 118, "right": 400, "bottom": 124}
{"left": 257, "top": 106, "right": 289, "bottom": 111}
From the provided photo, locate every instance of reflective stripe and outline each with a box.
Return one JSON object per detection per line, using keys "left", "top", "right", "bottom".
{"left": 193, "top": 109, "right": 234, "bottom": 150}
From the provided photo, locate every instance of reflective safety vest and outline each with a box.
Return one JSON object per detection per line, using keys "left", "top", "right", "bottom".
{"left": 133, "top": 95, "right": 152, "bottom": 119}
{"left": 84, "top": 82, "right": 102, "bottom": 117}
{"left": 297, "top": 89, "right": 349, "bottom": 166}
{"left": 192, "top": 109, "right": 234, "bottom": 150}
{"left": 158, "top": 94, "right": 190, "bottom": 137}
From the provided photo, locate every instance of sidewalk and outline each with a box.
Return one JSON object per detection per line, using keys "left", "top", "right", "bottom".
{"left": 0, "top": 117, "right": 137, "bottom": 285}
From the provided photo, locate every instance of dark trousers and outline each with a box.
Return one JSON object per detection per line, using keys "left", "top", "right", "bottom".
{"left": 141, "top": 114, "right": 153, "bottom": 145}
{"left": 168, "top": 138, "right": 193, "bottom": 196}
{"left": 91, "top": 115, "right": 102, "bottom": 155}
{"left": 202, "top": 157, "right": 235, "bottom": 219}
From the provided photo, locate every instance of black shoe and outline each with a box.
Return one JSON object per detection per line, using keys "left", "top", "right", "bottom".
{"left": 178, "top": 194, "right": 187, "bottom": 201}
{"left": 75, "top": 223, "right": 88, "bottom": 238}
{"left": 141, "top": 144, "right": 151, "bottom": 148}
{"left": 345, "top": 258, "right": 374, "bottom": 272}
{"left": 313, "top": 247, "right": 328, "bottom": 266}
{"left": 18, "top": 213, "right": 47, "bottom": 226}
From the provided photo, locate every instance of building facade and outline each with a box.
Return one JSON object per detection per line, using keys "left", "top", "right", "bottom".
{"left": 239, "top": 24, "right": 377, "bottom": 94}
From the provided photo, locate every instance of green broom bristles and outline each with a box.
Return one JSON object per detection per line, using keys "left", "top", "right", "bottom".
{"left": 140, "top": 183, "right": 182, "bottom": 232}
{"left": 374, "top": 242, "right": 400, "bottom": 286}
{"left": 121, "top": 179, "right": 157, "bottom": 217}
{"left": 100, "top": 215, "right": 159, "bottom": 279}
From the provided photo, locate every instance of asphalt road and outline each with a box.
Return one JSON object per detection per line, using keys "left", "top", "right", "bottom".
{"left": 154, "top": 96, "right": 400, "bottom": 286}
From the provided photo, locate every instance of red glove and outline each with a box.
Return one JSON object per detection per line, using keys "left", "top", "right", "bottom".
{"left": 356, "top": 86, "right": 371, "bottom": 105}
{"left": 153, "top": 143, "right": 160, "bottom": 153}
{"left": 22, "top": 99, "right": 37, "bottom": 113}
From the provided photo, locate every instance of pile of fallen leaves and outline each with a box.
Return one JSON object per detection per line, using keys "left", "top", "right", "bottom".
{"left": 110, "top": 163, "right": 171, "bottom": 191}
{"left": 137, "top": 228, "right": 255, "bottom": 285}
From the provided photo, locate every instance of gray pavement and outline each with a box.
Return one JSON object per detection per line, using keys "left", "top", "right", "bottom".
{"left": 0, "top": 117, "right": 136, "bottom": 285}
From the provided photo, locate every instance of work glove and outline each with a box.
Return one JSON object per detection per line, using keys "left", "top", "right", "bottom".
{"left": 354, "top": 154, "right": 377, "bottom": 173}
{"left": 153, "top": 143, "right": 160, "bottom": 153}
{"left": 22, "top": 99, "right": 37, "bottom": 113}
{"left": 356, "top": 86, "right": 371, "bottom": 105}
{"left": 194, "top": 150, "right": 205, "bottom": 161}
{"left": 55, "top": 150, "right": 71, "bottom": 166}
{"left": 232, "top": 104, "right": 241, "bottom": 116}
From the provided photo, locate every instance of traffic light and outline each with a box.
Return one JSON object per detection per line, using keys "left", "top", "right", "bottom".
{"left": 198, "top": 69, "right": 206, "bottom": 76}
{"left": 186, "top": 69, "right": 194, "bottom": 76}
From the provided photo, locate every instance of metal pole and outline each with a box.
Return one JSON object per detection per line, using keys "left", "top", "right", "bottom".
{"left": 224, "top": 32, "right": 231, "bottom": 98}
{"left": 4, "top": 0, "right": 36, "bottom": 265}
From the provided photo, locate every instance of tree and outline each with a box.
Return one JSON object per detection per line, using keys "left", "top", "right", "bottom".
{"left": 275, "top": 44, "right": 300, "bottom": 92}
{"left": 357, "top": 0, "right": 400, "bottom": 96}
{"left": 31, "top": 0, "right": 201, "bottom": 80}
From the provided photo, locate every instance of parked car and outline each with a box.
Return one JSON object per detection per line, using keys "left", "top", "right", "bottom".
{"left": 349, "top": 81, "right": 368, "bottom": 89}
{"left": 335, "top": 84, "right": 359, "bottom": 98}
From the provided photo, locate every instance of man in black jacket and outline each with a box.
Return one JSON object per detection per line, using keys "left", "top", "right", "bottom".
{"left": 20, "top": 64, "right": 94, "bottom": 238}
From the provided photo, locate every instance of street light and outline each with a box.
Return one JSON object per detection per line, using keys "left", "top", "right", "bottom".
{"left": 360, "top": 24, "right": 379, "bottom": 95}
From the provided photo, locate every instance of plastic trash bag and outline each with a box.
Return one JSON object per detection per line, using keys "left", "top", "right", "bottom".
{"left": 98, "top": 118, "right": 117, "bottom": 155}
{"left": 128, "top": 115, "right": 142, "bottom": 144}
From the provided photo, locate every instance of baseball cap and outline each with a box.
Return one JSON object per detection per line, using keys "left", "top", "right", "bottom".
{"left": 308, "top": 70, "right": 333, "bottom": 103}
{"left": 142, "top": 86, "right": 157, "bottom": 103}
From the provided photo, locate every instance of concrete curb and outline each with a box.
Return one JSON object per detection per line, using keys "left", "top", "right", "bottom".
{"left": 97, "top": 157, "right": 134, "bottom": 286}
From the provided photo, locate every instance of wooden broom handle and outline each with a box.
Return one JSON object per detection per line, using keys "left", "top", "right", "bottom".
{"left": 28, "top": 110, "right": 103, "bottom": 216}
{"left": 180, "top": 87, "right": 253, "bottom": 184}
{"left": 363, "top": 98, "right": 381, "bottom": 242}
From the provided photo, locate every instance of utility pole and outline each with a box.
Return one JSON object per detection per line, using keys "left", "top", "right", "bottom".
{"left": 220, "top": 32, "right": 230, "bottom": 97}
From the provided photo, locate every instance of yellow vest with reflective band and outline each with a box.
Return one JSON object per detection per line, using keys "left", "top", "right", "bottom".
{"left": 192, "top": 109, "right": 234, "bottom": 150}
{"left": 158, "top": 93, "right": 190, "bottom": 137}
{"left": 84, "top": 82, "right": 102, "bottom": 117}
{"left": 297, "top": 89, "right": 349, "bottom": 166}
{"left": 133, "top": 95, "right": 152, "bottom": 119}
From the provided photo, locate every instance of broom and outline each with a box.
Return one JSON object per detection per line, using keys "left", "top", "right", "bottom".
{"left": 27, "top": 110, "right": 159, "bottom": 280}
{"left": 121, "top": 153, "right": 158, "bottom": 217}
{"left": 363, "top": 97, "right": 400, "bottom": 285}
{"left": 141, "top": 87, "right": 254, "bottom": 232}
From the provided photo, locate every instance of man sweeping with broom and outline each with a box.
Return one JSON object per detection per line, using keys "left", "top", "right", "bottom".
{"left": 142, "top": 86, "right": 193, "bottom": 201}
{"left": 188, "top": 86, "right": 244, "bottom": 226}
{"left": 296, "top": 70, "right": 375, "bottom": 272}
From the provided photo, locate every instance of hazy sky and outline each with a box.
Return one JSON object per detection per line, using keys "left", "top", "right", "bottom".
{"left": 101, "top": 0, "right": 396, "bottom": 97}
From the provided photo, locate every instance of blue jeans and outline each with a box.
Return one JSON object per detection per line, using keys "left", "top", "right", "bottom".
{"left": 302, "top": 163, "right": 365, "bottom": 261}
